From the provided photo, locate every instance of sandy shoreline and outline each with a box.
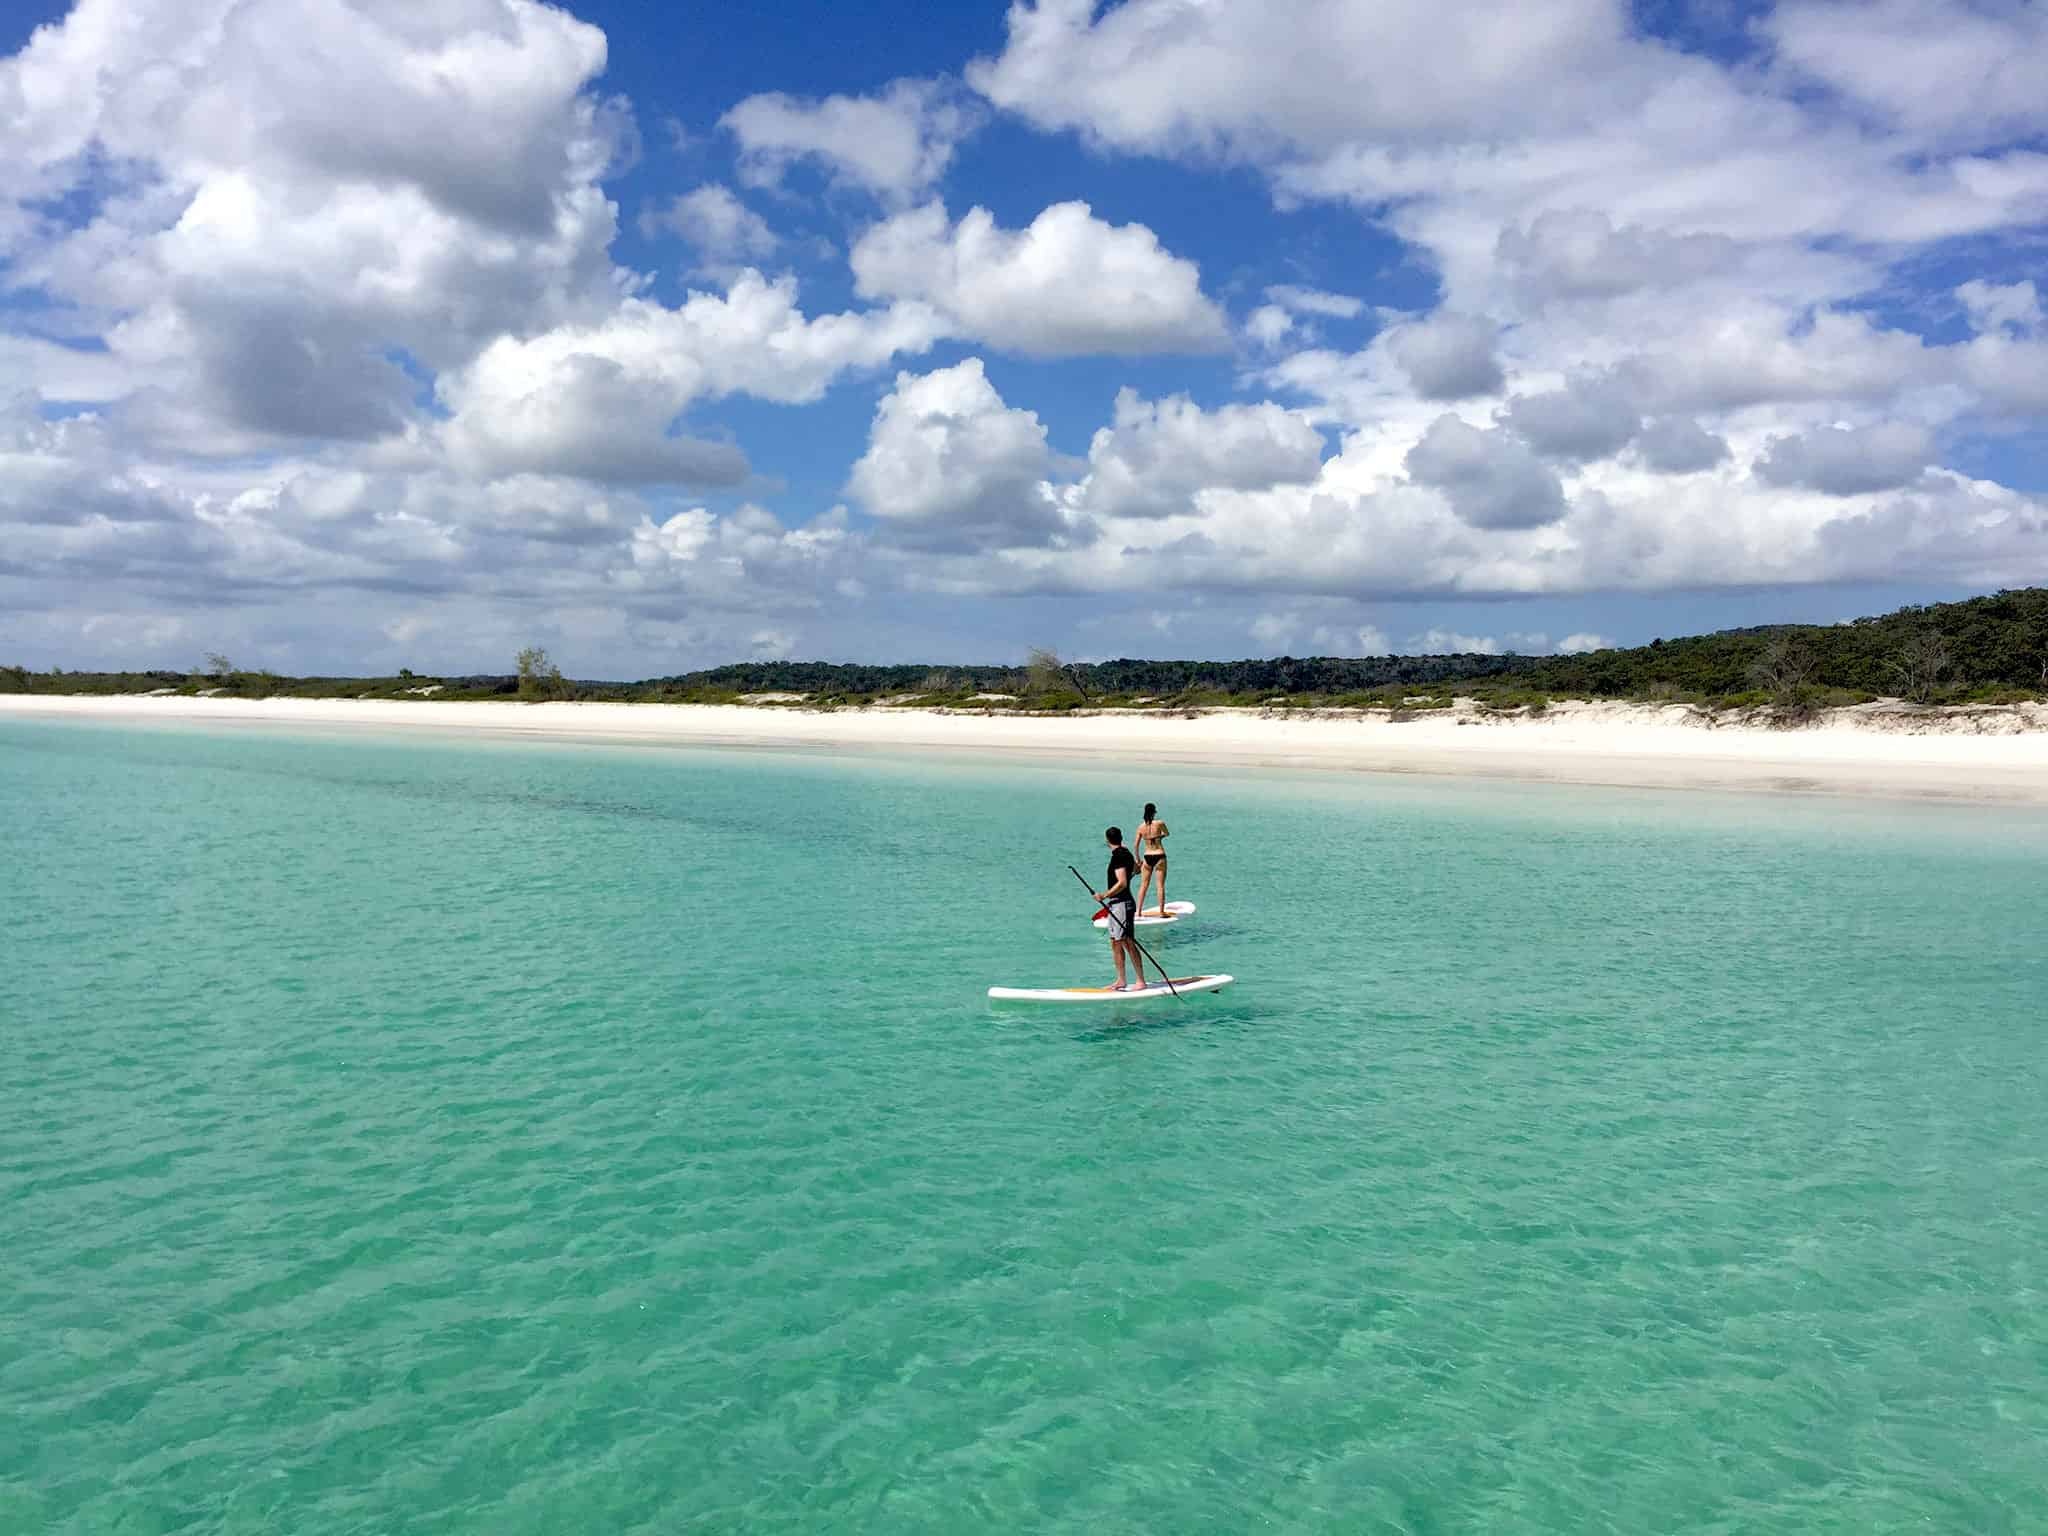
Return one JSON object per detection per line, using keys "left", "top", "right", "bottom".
{"left": 6, "top": 692, "right": 2048, "bottom": 804}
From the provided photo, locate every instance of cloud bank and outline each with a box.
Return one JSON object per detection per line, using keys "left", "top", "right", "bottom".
{"left": 1, "top": 0, "right": 2044, "bottom": 674}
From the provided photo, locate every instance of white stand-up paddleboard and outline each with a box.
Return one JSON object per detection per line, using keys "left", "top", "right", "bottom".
{"left": 1091, "top": 900, "right": 1196, "bottom": 929}
{"left": 987, "top": 974, "right": 1234, "bottom": 1003}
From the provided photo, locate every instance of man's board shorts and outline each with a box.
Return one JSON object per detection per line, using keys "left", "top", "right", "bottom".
{"left": 1104, "top": 899, "right": 1136, "bottom": 940}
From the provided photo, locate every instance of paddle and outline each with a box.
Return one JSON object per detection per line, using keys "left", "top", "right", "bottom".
{"left": 1068, "top": 864, "right": 1181, "bottom": 998}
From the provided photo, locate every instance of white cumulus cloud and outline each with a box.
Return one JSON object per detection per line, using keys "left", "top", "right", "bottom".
{"left": 1067, "top": 389, "right": 1325, "bottom": 519}
{"left": 1958, "top": 279, "right": 2041, "bottom": 337}
{"left": 641, "top": 184, "right": 778, "bottom": 262}
{"left": 1244, "top": 305, "right": 1297, "bottom": 349}
{"left": 438, "top": 274, "right": 942, "bottom": 483}
{"left": 1497, "top": 374, "right": 1641, "bottom": 463}
{"left": 1753, "top": 422, "right": 1933, "bottom": 496}
{"left": 1762, "top": 0, "right": 2048, "bottom": 146}
{"left": 850, "top": 200, "right": 1230, "bottom": 357}
{"left": 1632, "top": 417, "right": 1732, "bottom": 474}
{"left": 722, "top": 77, "right": 975, "bottom": 202}
{"left": 845, "top": 359, "right": 1064, "bottom": 548}
{"left": 1405, "top": 415, "right": 1566, "bottom": 529}
{"left": 1494, "top": 211, "right": 1739, "bottom": 302}
{"left": 969, "top": 0, "right": 1637, "bottom": 160}
{"left": 1385, "top": 312, "right": 1506, "bottom": 401}
{"left": 2, "top": 0, "right": 632, "bottom": 454}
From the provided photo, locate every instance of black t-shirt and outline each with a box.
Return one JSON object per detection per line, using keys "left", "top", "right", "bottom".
{"left": 1106, "top": 846, "right": 1137, "bottom": 905}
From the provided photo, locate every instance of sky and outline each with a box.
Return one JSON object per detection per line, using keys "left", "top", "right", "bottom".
{"left": 2, "top": 0, "right": 2046, "bottom": 677}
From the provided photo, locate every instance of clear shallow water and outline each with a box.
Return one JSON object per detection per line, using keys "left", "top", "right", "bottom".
{"left": 4, "top": 718, "right": 2046, "bottom": 1534}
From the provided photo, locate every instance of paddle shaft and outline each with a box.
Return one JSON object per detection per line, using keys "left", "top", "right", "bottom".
{"left": 1068, "top": 864, "right": 1180, "bottom": 998}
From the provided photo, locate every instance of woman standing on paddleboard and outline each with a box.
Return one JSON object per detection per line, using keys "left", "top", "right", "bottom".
{"left": 1095, "top": 827, "right": 1148, "bottom": 991}
{"left": 1135, "top": 803, "right": 1169, "bottom": 917}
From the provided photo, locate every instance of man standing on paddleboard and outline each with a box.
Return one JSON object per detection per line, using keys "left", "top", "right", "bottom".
{"left": 1095, "top": 827, "right": 1148, "bottom": 991}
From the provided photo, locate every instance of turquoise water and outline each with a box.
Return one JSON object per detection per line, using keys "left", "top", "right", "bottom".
{"left": 4, "top": 718, "right": 2046, "bottom": 1534}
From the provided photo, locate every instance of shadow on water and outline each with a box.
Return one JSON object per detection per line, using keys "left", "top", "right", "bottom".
{"left": 1066, "top": 997, "right": 1258, "bottom": 1044}
{"left": 1149, "top": 921, "right": 1250, "bottom": 948}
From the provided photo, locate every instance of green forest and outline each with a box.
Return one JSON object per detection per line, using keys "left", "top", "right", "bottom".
{"left": 8, "top": 588, "right": 2048, "bottom": 713}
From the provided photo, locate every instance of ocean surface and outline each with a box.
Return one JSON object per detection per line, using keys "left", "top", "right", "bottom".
{"left": 4, "top": 717, "right": 2046, "bottom": 1534}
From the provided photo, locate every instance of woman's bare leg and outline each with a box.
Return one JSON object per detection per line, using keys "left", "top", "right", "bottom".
{"left": 1154, "top": 860, "right": 1167, "bottom": 917}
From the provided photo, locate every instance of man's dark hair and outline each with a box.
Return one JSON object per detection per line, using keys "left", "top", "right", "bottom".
{"left": 1105, "top": 826, "right": 1123, "bottom": 845}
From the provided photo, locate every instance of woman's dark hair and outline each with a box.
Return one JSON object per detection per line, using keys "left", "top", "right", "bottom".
{"left": 1105, "top": 826, "right": 1123, "bottom": 845}
{"left": 1143, "top": 803, "right": 1156, "bottom": 820}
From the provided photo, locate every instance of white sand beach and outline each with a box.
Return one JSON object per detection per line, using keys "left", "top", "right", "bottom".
{"left": 6, "top": 692, "right": 2048, "bottom": 804}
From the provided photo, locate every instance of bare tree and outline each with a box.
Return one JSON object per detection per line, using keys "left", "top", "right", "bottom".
{"left": 203, "top": 651, "right": 235, "bottom": 681}
{"left": 1888, "top": 630, "right": 1951, "bottom": 704}
{"left": 1025, "top": 646, "right": 1089, "bottom": 700}
{"left": 1746, "top": 634, "right": 1814, "bottom": 705}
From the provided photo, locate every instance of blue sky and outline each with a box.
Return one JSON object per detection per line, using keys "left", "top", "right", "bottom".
{"left": 2, "top": 0, "right": 2046, "bottom": 675}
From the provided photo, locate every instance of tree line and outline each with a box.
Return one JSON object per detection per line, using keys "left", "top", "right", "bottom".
{"left": 6, "top": 588, "right": 2047, "bottom": 707}
{"left": 656, "top": 589, "right": 2048, "bottom": 705}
